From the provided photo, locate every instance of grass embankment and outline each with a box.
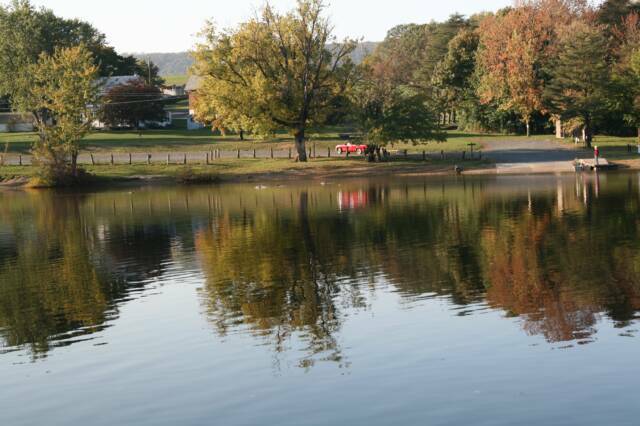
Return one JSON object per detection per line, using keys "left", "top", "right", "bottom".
{"left": 0, "top": 157, "right": 491, "bottom": 186}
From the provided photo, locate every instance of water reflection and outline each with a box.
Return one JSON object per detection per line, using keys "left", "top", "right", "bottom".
{"left": 1, "top": 174, "right": 640, "bottom": 364}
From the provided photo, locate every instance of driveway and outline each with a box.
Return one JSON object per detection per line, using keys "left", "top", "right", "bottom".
{"left": 481, "top": 139, "right": 593, "bottom": 175}
{"left": 482, "top": 139, "right": 591, "bottom": 163}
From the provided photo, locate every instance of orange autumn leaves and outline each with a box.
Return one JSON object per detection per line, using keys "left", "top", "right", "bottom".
{"left": 476, "top": 0, "right": 589, "bottom": 133}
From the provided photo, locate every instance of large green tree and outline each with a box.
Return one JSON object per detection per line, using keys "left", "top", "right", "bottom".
{"left": 22, "top": 45, "right": 100, "bottom": 181}
{"left": 0, "top": 0, "right": 151, "bottom": 91}
{"left": 351, "top": 62, "right": 445, "bottom": 161}
{"left": 544, "top": 21, "right": 612, "bottom": 148}
{"left": 192, "top": 0, "right": 356, "bottom": 161}
{"left": 611, "top": 13, "right": 640, "bottom": 141}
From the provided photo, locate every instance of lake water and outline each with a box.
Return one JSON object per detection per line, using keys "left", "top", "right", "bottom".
{"left": 2, "top": 173, "right": 640, "bottom": 425}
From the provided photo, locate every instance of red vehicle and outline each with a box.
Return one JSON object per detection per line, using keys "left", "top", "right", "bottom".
{"left": 335, "top": 143, "right": 367, "bottom": 155}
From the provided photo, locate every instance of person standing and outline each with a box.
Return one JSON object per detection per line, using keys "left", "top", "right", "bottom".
{"left": 594, "top": 146, "right": 600, "bottom": 167}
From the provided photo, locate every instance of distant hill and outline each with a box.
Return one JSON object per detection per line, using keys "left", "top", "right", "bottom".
{"left": 134, "top": 52, "right": 194, "bottom": 77}
{"left": 135, "top": 42, "right": 379, "bottom": 77}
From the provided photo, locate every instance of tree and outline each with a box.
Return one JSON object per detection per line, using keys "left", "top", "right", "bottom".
{"left": 544, "top": 21, "right": 612, "bottom": 148}
{"left": 99, "top": 80, "right": 166, "bottom": 129}
{"left": 133, "top": 59, "right": 165, "bottom": 87}
{"left": 598, "top": 0, "right": 640, "bottom": 29}
{"left": 192, "top": 0, "right": 357, "bottom": 161}
{"left": 0, "top": 0, "right": 152, "bottom": 87}
{"left": 20, "top": 45, "right": 99, "bottom": 180}
{"left": 611, "top": 13, "right": 640, "bottom": 141}
{"left": 476, "top": 2, "right": 579, "bottom": 136}
{"left": 351, "top": 63, "right": 445, "bottom": 161}
{"left": 432, "top": 29, "right": 480, "bottom": 125}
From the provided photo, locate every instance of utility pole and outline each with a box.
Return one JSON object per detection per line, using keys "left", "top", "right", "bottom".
{"left": 147, "top": 57, "right": 151, "bottom": 85}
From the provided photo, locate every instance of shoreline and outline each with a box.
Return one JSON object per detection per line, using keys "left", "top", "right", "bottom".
{"left": 1, "top": 159, "right": 638, "bottom": 190}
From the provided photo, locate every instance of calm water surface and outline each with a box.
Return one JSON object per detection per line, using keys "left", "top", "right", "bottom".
{"left": 1, "top": 173, "right": 640, "bottom": 425}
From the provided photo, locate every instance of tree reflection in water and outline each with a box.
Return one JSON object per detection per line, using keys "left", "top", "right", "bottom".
{"left": 1, "top": 174, "right": 640, "bottom": 364}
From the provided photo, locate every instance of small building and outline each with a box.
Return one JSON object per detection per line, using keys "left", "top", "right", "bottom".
{"left": 161, "top": 85, "right": 186, "bottom": 97}
{"left": 0, "top": 113, "right": 34, "bottom": 133}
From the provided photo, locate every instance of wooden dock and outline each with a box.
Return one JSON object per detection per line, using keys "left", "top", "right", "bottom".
{"left": 575, "top": 158, "right": 617, "bottom": 171}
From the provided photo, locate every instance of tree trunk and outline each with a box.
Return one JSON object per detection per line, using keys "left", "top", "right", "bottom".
{"left": 583, "top": 119, "right": 593, "bottom": 149}
{"left": 526, "top": 119, "right": 530, "bottom": 138}
{"left": 71, "top": 150, "right": 79, "bottom": 178}
{"left": 240, "top": 129, "right": 244, "bottom": 141}
{"left": 294, "top": 129, "right": 307, "bottom": 162}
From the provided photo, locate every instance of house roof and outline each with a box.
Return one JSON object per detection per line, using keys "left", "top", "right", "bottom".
{"left": 185, "top": 75, "right": 202, "bottom": 92}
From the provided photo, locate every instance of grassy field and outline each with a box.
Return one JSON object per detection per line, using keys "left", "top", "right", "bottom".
{"left": 0, "top": 129, "right": 556, "bottom": 155}
{"left": 163, "top": 75, "right": 189, "bottom": 85}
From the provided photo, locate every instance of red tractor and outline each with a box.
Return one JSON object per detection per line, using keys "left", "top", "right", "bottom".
{"left": 335, "top": 143, "right": 367, "bottom": 155}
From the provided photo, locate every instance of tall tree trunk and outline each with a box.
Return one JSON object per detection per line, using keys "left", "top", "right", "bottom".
{"left": 294, "top": 128, "right": 307, "bottom": 162}
{"left": 239, "top": 129, "right": 244, "bottom": 141}
{"left": 583, "top": 118, "right": 593, "bottom": 149}
{"left": 526, "top": 119, "right": 531, "bottom": 138}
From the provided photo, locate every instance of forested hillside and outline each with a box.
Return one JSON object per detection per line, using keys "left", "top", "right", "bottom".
{"left": 135, "top": 42, "right": 379, "bottom": 77}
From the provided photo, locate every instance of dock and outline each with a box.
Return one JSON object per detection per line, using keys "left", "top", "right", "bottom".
{"left": 575, "top": 158, "right": 617, "bottom": 171}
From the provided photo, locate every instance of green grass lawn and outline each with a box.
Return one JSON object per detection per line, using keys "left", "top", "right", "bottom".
{"left": 580, "top": 135, "right": 640, "bottom": 160}
{"left": 163, "top": 75, "right": 188, "bottom": 86}
{"left": 0, "top": 128, "right": 556, "bottom": 155}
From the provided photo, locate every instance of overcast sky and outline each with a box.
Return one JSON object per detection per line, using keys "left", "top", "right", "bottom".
{"left": 16, "top": 0, "right": 514, "bottom": 53}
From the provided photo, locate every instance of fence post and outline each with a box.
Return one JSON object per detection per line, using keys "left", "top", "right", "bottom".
{"left": 19, "top": 155, "right": 22, "bottom": 166}
{"left": 129, "top": 153, "right": 132, "bottom": 165}
{"left": 147, "top": 154, "right": 151, "bottom": 165}
{"left": 253, "top": 149, "right": 256, "bottom": 159}
{"left": 167, "top": 154, "right": 170, "bottom": 165}
{"left": 270, "top": 147, "right": 274, "bottom": 159}
{"left": 423, "top": 150, "right": 426, "bottom": 161}
{"left": 328, "top": 147, "right": 331, "bottom": 158}
{"left": 313, "top": 143, "right": 316, "bottom": 158}
{"left": 237, "top": 149, "right": 240, "bottom": 159}
{"left": 110, "top": 154, "right": 114, "bottom": 165}
{"left": 289, "top": 148, "right": 292, "bottom": 159}
{"left": 90, "top": 154, "right": 95, "bottom": 165}
{"left": 184, "top": 153, "right": 187, "bottom": 165}
{"left": 206, "top": 152, "right": 210, "bottom": 165}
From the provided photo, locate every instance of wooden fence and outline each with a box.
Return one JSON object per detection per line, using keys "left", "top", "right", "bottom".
{"left": 0, "top": 148, "right": 483, "bottom": 167}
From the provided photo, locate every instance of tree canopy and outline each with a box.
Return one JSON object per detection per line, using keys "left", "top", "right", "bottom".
{"left": 192, "top": 0, "right": 357, "bottom": 161}
{"left": 99, "top": 80, "right": 167, "bottom": 129}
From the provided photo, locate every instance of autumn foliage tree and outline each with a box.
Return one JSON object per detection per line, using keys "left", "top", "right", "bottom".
{"left": 18, "top": 45, "right": 99, "bottom": 182}
{"left": 476, "top": 0, "right": 588, "bottom": 136}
